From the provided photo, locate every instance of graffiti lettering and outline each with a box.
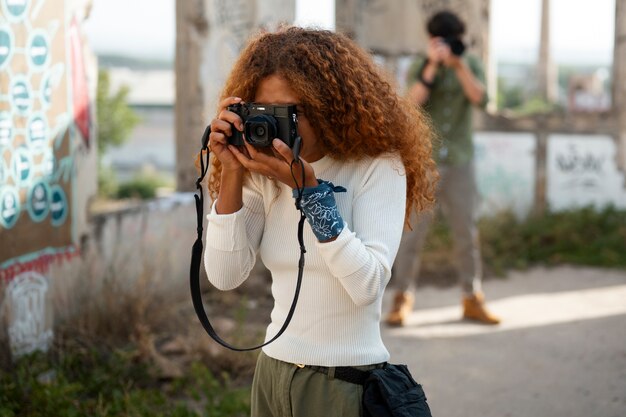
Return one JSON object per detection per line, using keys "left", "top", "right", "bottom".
{"left": 556, "top": 144, "right": 605, "bottom": 175}
{"left": 0, "top": 248, "right": 79, "bottom": 282}
{"left": 6, "top": 271, "right": 53, "bottom": 357}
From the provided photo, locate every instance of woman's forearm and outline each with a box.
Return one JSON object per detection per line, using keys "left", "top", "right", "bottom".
{"left": 215, "top": 169, "right": 244, "bottom": 214}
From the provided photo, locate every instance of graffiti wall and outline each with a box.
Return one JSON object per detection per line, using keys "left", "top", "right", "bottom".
{"left": 474, "top": 132, "right": 536, "bottom": 218}
{"left": 0, "top": 0, "right": 95, "bottom": 277}
{"left": 0, "top": 0, "right": 96, "bottom": 356}
{"left": 201, "top": 0, "right": 295, "bottom": 119}
{"left": 547, "top": 135, "right": 626, "bottom": 211}
{"left": 473, "top": 133, "right": 626, "bottom": 218}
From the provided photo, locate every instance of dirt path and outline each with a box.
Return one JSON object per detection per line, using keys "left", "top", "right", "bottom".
{"left": 381, "top": 266, "right": 626, "bottom": 417}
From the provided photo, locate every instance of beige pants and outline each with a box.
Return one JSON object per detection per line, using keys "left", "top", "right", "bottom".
{"left": 393, "top": 163, "right": 481, "bottom": 295}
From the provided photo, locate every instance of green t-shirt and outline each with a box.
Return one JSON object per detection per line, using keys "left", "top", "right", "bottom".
{"left": 406, "top": 54, "right": 488, "bottom": 166}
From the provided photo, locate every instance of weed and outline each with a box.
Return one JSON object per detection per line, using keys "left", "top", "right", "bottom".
{"left": 422, "top": 205, "right": 626, "bottom": 280}
{"left": 0, "top": 349, "right": 249, "bottom": 417}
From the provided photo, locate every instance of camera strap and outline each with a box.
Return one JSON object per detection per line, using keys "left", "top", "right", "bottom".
{"left": 190, "top": 126, "right": 307, "bottom": 351}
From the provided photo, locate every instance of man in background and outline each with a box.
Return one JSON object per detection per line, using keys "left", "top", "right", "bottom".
{"left": 386, "top": 10, "right": 500, "bottom": 326}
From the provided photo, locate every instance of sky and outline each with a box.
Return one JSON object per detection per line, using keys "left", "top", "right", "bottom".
{"left": 82, "top": 0, "right": 615, "bottom": 65}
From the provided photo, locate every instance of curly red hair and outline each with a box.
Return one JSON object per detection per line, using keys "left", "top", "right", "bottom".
{"left": 207, "top": 27, "right": 437, "bottom": 221}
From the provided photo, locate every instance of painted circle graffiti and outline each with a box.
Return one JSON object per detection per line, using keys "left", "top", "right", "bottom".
{"left": 0, "top": 158, "right": 6, "bottom": 183}
{"left": 1, "top": 0, "right": 29, "bottom": 22}
{"left": 41, "top": 151, "right": 55, "bottom": 177}
{"left": 49, "top": 185, "right": 67, "bottom": 226}
{"left": 27, "top": 113, "right": 48, "bottom": 149}
{"left": 0, "top": 26, "right": 14, "bottom": 69}
{"left": 10, "top": 76, "right": 33, "bottom": 115}
{"left": 0, "top": 111, "right": 12, "bottom": 148}
{"left": 27, "top": 181, "right": 50, "bottom": 222}
{"left": 40, "top": 73, "right": 52, "bottom": 107}
{"left": 11, "top": 146, "right": 33, "bottom": 185}
{"left": 28, "top": 30, "right": 50, "bottom": 69}
{"left": 0, "top": 186, "right": 20, "bottom": 229}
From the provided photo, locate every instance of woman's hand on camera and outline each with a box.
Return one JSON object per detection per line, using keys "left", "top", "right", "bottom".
{"left": 209, "top": 97, "right": 246, "bottom": 173}
{"left": 228, "top": 139, "right": 318, "bottom": 190}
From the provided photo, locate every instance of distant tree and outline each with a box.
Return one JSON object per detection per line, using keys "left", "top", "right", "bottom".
{"left": 96, "top": 69, "right": 140, "bottom": 156}
{"left": 96, "top": 69, "right": 140, "bottom": 197}
{"left": 497, "top": 78, "right": 525, "bottom": 110}
{"left": 497, "top": 77, "right": 560, "bottom": 115}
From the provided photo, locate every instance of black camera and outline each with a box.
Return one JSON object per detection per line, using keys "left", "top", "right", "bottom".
{"left": 226, "top": 102, "right": 299, "bottom": 148}
{"left": 444, "top": 37, "right": 466, "bottom": 56}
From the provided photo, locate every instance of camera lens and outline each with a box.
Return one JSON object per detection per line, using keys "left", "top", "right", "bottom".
{"left": 445, "top": 37, "right": 465, "bottom": 56}
{"left": 245, "top": 115, "right": 277, "bottom": 147}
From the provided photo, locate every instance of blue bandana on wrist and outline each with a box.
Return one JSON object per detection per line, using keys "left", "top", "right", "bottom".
{"left": 292, "top": 179, "right": 347, "bottom": 241}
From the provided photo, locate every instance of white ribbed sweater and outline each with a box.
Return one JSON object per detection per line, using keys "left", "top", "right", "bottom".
{"left": 204, "top": 154, "right": 407, "bottom": 366}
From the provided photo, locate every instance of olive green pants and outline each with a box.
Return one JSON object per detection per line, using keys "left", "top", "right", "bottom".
{"left": 251, "top": 351, "right": 380, "bottom": 417}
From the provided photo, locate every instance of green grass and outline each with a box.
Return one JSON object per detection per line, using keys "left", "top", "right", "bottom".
{"left": 423, "top": 205, "right": 626, "bottom": 277}
{"left": 480, "top": 205, "right": 626, "bottom": 274}
{"left": 0, "top": 348, "right": 250, "bottom": 417}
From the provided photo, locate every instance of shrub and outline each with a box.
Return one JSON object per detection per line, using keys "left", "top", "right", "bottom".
{"left": 421, "top": 206, "right": 626, "bottom": 279}
{"left": 0, "top": 350, "right": 249, "bottom": 417}
{"left": 116, "top": 176, "right": 164, "bottom": 200}
{"left": 480, "top": 205, "right": 626, "bottom": 274}
{"left": 96, "top": 69, "right": 141, "bottom": 198}
{"left": 96, "top": 70, "right": 141, "bottom": 156}
{"left": 0, "top": 245, "right": 253, "bottom": 416}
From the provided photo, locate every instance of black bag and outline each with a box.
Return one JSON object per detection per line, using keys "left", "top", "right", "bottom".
{"left": 362, "top": 364, "right": 432, "bottom": 417}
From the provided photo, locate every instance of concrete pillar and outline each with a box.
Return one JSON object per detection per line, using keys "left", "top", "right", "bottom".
{"left": 416, "top": 0, "right": 489, "bottom": 60}
{"left": 335, "top": 0, "right": 490, "bottom": 100}
{"left": 537, "top": 0, "right": 557, "bottom": 103}
{"left": 175, "top": 0, "right": 207, "bottom": 192}
{"left": 614, "top": 0, "right": 626, "bottom": 172}
{"left": 534, "top": 129, "right": 548, "bottom": 215}
{"left": 334, "top": 0, "right": 360, "bottom": 40}
{"left": 175, "top": 0, "right": 295, "bottom": 192}
{"left": 336, "top": 0, "right": 489, "bottom": 59}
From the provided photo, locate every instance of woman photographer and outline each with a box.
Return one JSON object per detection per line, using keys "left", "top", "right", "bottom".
{"left": 204, "top": 26, "right": 437, "bottom": 416}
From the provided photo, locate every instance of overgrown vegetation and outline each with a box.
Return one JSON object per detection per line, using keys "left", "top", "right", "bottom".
{"left": 480, "top": 206, "right": 626, "bottom": 275}
{"left": 96, "top": 70, "right": 174, "bottom": 200}
{"left": 96, "top": 69, "right": 142, "bottom": 199}
{"left": 0, "top": 247, "right": 259, "bottom": 416}
{"left": 422, "top": 205, "right": 626, "bottom": 280}
{"left": 497, "top": 78, "right": 560, "bottom": 115}
{"left": 496, "top": 62, "right": 611, "bottom": 115}
{"left": 0, "top": 349, "right": 249, "bottom": 417}
{"left": 116, "top": 168, "right": 174, "bottom": 200}
{"left": 96, "top": 70, "right": 141, "bottom": 158}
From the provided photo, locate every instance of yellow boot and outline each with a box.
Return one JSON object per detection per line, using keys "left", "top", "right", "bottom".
{"left": 462, "top": 292, "right": 500, "bottom": 325}
{"left": 386, "top": 291, "right": 415, "bottom": 327}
